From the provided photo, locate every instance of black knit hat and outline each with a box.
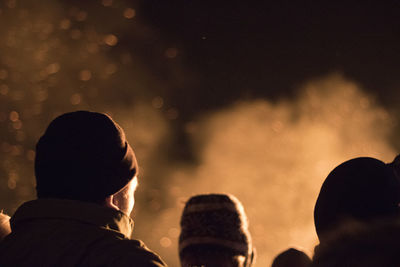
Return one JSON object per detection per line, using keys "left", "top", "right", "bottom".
{"left": 35, "top": 111, "right": 137, "bottom": 201}
{"left": 179, "top": 193, "right": 252, "bottom": 257}
{"left": 314, "top": 157, "right": 400, "bottom": 242}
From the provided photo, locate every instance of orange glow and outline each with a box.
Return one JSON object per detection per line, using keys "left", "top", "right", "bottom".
{"left": 104, "top": 34, "right": 118, "bottom": 46}
{"left": 123, "top": 8, "right": 136, "bottom": 19}
{"left": 79, "top": 70, "right": 92, "bottom": 81}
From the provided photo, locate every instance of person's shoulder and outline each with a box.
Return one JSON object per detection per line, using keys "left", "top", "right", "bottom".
{"left": 107, "top": 238, "right": 167, "bottom": 266}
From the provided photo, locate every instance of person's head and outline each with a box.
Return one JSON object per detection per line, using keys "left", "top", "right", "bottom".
{"left": 0, "top": 212, "right": 11, "bottom": 240}
{"left": 314, "top": 157, "right": 400, "bottom": 242}
{"left": 271, "top": 248, "right": 311, "bottom": 267}
{"left": 179, "top": 194, "right": 254, "bottom": 267}
{"left": 34, "top": 111, "right": 138, "bottom": 215}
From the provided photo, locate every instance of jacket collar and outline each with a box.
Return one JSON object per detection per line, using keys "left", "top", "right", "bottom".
{"left": 11, "top": 198, "right": 134, "bottom": 238}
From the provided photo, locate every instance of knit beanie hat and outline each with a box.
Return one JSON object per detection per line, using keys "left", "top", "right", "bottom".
{"left": 35, "top": 111, "right": 138, "bottom": 201}
{"left": 314, "top": 157, "right": 400, "bottom": 242}
{"left": 179, "top": 193, "right": 252, "bottom": 257}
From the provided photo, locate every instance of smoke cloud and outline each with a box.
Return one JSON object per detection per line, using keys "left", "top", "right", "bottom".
{"left": 144, "top": 74, "right": 397, "bottom": 266}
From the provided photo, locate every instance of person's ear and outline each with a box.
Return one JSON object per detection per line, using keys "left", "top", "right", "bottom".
{"left": 104, "top": 195, "right": 119, "bottom": 211}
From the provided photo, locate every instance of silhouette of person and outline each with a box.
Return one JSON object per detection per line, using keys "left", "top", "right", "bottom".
{"left": 314, "top": 157, "right": 400, "bottom": 243}
{"left": 271, "top": 248, "right": 311, "bottom": 267}
{"left": 0, "top": 212, "right": 10, "bottom": 240}
{"left": 0, "top": 111, "right": 166, "bottom": 266}
{"left": 179, "top": 193, "right": 255, "bottom": 267}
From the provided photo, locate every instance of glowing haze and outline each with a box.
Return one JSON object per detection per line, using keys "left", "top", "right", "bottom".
{"left": 144, "top": 74, "right": 396, "bottom": 266}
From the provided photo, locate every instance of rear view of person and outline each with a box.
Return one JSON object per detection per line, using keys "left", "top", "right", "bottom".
{"left": 312, "top": 157, "right": 400, "bottom": 266}
{"left": 314, "top": 157, "right": 400, "bottom": 243}
{"left": 179, "top": 193, "right": 254, "bottom": 267}
{"left": 0, "top": 111, "right": 166, "bottom": 266}
{"left": 271, "top": 248, "right": 311, "bottom": 267}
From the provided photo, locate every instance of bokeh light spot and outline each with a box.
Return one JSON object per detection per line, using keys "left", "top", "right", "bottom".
{"left": 101, "top": 0, "right": 113, "bottom": 7}
{"left": 152, "top": 96, "right": 164, "bottom": 109}
{"left": 165, "top": 48, "right": 178, "bottom": 59}
{"left": 9, "top": 111, "right": 19, "bottom": 122}
{"left": 79, "top": 70, "right": 92, "bottom": 81}
{"left": 70, "top": 93, "right": 82, "bottom": 105}
{"left": 46, "top": 63, "right": 60, "bottom": 75}
{"left": 160, "top": 237, "right": 172, "bottom": 248}
{"left": 70, "top": 29, "right": 82, "bottom": 40}
{"left": 0, "top": 84, "right": 9, "bottom": 95}
{"left": 59, "top": 19, "right": 71, "bottom": 30}
{"left": 166, "top": 108, "right": 179, "bottom": 120}
{"left": 76, "top": 11, "right": 87, "bottom": 21}
{"left": 104, "top": 34, "right": 118, "bottom": 46}
{"left": 123, "top": 8, "right": 136, "bottom": 19}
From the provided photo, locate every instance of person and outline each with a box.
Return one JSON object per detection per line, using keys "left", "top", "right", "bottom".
{"left": 311, "top": 219, "right": 400, "bottom": 266}
{"left": 179, "top": 193, "right": 255, "bottom": 267}
{"left": 271, "top": 248, "right": 311, "bottom": 267}
{"left": 0, "top": 111, "right": 166, "bottom": 266}
{"left": 0, "top": 212, "right": 11, "bottom": 240}
{"left": 313, "top": 157, "right": 400, "bottom": 243}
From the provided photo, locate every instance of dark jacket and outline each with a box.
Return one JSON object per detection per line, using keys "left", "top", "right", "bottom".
{"left": 0, "top": 199, "right": 166, "bottom": 267}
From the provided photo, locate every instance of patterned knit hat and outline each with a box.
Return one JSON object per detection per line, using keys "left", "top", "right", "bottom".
{"left": 179, "top": 193, "right": 252, "bottom": 257}
{"left": 35, "top": 111, "right": 137, "bottom": 201}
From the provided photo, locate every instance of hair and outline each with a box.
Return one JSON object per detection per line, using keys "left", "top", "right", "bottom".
{"left": 179, "top": 194, "right": 253, "bottom": 267}
{"left": 0, "top": 212, "right": 11, "bottom": 240}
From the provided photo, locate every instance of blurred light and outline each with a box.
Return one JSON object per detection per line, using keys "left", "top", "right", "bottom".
{"left": 59, "top": 19, "right": 71, "bottom": 30}
{"left": 123, "top": 8, "right": 136, "bottom": 19}
{"left": 45, "top": 63, "right": 60, "bottom": 75}
{"left": 7, "top": 178, "right": 16, "bottom": 190}
{"left": 0, "top": 69, "right": 8, "bottom": 80}
{"left": 152, "top": 96, "right": 164, "bottom": 109}
{"left": 104, "top": 34, "right": 118, "bottom": 46}
{"left": 105, "top": 64, "right": 117, "bottom": 75}
{"left": 70, "top": 93, "right": 82, "bottom": 105}
{"left": 6, "top": 0, "right": 16, "bottom": 9}
{"left": 70, "top": 29, "right": 82, "bottom": 40}
{"left": 9, "top": 111, "right": 19, "bottom": 122}
{"left": 10, "top": 145, "right": 22, "bottom": 156}
{"left": 79, "top": 70, "right": 92, "bottom": 81}
{"left": 102, "top": 0, "right": 113, "bottom": 7}
{"left": 166, "top": 108, "right": 179, "bottom": 120}
{"left": 15, "top": 131, "right": 25, "bottom": 142}
{"left": 0, "top": 84, "right": 9, "bottom": 95}
{"left": 165, "top": 48, "right": 178, "bottom": 59}
{"left": 12, "top": 120, "right": 22, "bottom": 130}
{"left": 76, "top": 11, "right": 87, "bottom": 22}
{"left": 159, "top": 237, "right": 172, "bottom": 248}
